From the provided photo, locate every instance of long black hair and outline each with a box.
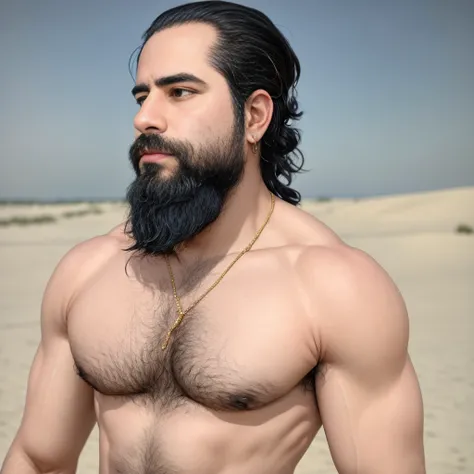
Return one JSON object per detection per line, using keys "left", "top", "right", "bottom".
{"left": 131, "top": 0, "right": 306, "bottom": 205}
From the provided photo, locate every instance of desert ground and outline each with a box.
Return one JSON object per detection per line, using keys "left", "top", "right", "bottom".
{"left": 1, "top": 186, "right": 473, "bottom": 473}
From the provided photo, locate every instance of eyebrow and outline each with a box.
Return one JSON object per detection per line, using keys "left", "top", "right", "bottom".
{"left": 131, "top": 73, "right": 208, "bottom": 96}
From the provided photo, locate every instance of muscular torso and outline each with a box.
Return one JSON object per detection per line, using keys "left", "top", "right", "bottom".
{"left": 67, "top": 207, "right": 334, "bottom": 474}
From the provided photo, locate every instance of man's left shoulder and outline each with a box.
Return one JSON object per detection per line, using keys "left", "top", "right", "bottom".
{"left": 298, "top": 242, "right": 403, "bottom": 303}
{"left": 297, "top": 243, "right": 409, "bottom": 363}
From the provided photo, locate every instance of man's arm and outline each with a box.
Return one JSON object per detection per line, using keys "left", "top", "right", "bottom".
{"left": 309, "top": 246, "right": 425, "bottom": 474}
{"left": 1, "top": 235, "right": 119, "bottom": 474}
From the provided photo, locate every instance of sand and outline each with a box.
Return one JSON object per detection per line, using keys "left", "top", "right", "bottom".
{"left": 1, "top": 186, "right": 473, "bottom": 473}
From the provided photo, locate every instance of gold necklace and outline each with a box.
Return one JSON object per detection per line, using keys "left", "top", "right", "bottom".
{"left": 161, "top": 192, "right": 275, "bottom": 350}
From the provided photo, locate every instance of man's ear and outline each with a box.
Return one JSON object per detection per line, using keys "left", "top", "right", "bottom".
{"left": 244, "top": 89, "right": 273, "bottom": 147}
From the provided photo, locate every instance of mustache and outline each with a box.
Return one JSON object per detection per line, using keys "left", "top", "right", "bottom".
{"left": 129, "top": 134, "right": 191, "bottom": 173}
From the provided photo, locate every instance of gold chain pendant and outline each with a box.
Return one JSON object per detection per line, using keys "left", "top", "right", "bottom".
{"left": 161, "top": 310, "right": 185, "bottom": 350}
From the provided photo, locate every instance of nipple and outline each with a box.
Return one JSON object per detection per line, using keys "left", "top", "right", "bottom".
{"left": 229, "top": 394, "right": 251, "bottom": 410}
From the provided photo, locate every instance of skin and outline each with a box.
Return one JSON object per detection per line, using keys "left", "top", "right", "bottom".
{"left": 1, "top": 23, "right": 425, "bottom": 474}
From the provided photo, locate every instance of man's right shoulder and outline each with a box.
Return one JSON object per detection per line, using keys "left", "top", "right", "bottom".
{"left": 59, "top": 225, "right": 128, "bottom": 275}
{"left": 43, "top": 225, "right": 131, "bottom": 317}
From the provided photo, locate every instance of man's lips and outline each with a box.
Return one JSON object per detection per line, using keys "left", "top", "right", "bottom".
{"left": 139, "top": 152, "right": 173, "bottom": 164}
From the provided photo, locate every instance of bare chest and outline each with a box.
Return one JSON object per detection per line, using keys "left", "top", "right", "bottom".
{"left": 68, "top": 261, "right": 318, "bottom": 413}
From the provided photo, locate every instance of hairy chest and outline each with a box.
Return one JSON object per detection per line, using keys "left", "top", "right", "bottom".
{"left": 68, "top": 263, "right": 317, "bottom": 412}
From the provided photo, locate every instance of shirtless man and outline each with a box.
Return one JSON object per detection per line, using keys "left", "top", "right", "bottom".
{"left": 2, "top": 1, "right": 425, "bottom": 473}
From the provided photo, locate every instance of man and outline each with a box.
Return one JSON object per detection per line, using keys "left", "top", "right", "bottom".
{"left": 2, "top": 1, "right": 425, "bottom": 473}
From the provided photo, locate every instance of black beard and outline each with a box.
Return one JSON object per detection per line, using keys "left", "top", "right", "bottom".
{"left": 124, "top": 127, "right": 245, "bottom": 256}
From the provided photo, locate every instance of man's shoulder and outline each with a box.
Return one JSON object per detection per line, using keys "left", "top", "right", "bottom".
{"left": 278, "top": 202, "right": 398, "bottom": 300}
{"left": 297, "top": 241, "right": 386, "bottom": 283}
{"left": 43, "top": 225, "right": 130, "bottom": 314}
{"left": 60, "top": 224, "right": 128, "bottom": 272}
{"left": 298, "top": 241, "right": 406, "bottom": 320}
{"left": 296, "top": 242, "right": 409, "bottom": 365}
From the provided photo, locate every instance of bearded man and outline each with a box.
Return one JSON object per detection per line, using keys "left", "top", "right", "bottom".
{"left": 2, "top": 1, "right": 425, "bottom": 473}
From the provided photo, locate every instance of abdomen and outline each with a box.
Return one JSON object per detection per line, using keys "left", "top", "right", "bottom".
{"left": 97, "top": 385, "right": 320, "bottom": 474}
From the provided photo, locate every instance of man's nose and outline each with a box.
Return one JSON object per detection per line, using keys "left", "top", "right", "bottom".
{"left": 133, "top": 95, "right": 168, "bottom": 135}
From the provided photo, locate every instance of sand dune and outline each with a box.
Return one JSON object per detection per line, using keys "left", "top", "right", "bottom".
{"left": 303, "top": 186, "right": 474, "bottom": 236}
{"left": 1, "top": 186, "right": 473, "bottom": 473}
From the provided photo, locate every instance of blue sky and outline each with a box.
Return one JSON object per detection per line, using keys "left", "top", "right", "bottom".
{"left": 1, "top": 0, "right": 473, "bottom": 200}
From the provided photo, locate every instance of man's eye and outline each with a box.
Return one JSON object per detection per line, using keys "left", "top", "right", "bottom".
{"left": 136, "top": 96, "right": 146, "bottom": 106}
{"left": 171, "top": 88, "right": 193, "bottom": 98}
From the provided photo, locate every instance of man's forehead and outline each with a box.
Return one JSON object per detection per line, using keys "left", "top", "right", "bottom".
{"left": 136, "top": 23, "right": 218, "bottom": 79}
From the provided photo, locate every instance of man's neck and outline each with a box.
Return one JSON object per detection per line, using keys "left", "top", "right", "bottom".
{"left": 176, "top": 168, "right": 274, "bottom": 263}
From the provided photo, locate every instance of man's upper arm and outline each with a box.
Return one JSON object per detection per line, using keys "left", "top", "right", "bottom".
{"left": 310, "top": 246, "right": 425, "bottom": 474}
{"left": 4, "top": 235, "right": 119, "bottom": 473}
